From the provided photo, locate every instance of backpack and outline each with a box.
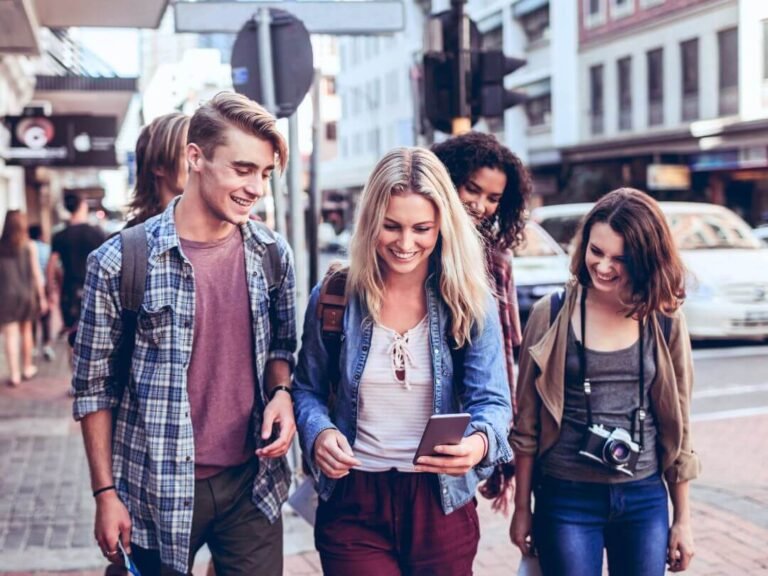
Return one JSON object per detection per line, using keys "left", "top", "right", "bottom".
{"left": 113, "top": 222, "right": 282, "bottom": 386}
{"left": 547, "top": 288, "right": 672, "bottom": 343}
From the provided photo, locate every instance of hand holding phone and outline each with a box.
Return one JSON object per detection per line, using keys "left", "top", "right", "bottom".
{"left": 412, "top": 413, "right": 471, "bottom": 465}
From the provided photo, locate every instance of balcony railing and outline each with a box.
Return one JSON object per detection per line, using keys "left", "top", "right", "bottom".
{"left": 591, "top": 112, "right": 604, "bottom": 135}
{"left": 719, "top": 85, "right": 738, "bottom": 116}
{"left": 648, "top": 100, "right": 663, "bottom": 126}
{"left": 682, "top": 93, "right": 699, "bottom": 122}
{"left": 619, "top": 107, "right": 632, "bottom": 131}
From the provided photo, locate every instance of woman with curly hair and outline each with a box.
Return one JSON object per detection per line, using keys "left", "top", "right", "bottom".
{"left": 432, "top": 131, "right": 532, "bottom": 511}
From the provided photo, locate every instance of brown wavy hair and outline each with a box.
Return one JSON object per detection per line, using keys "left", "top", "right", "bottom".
{"left": 188, "top": 91, "right": 288, "bottom": 171}
{"left": 0, "top": 210, "right": 29, "bottom": 256}
{"left": 431, "top": 132, "right": 531, "bottom": 251}
{"left": 570, "top": 188, "right": 686, "bottom": 318}
{"left": 128, "top": 112, "right": 190, "bottom": 224}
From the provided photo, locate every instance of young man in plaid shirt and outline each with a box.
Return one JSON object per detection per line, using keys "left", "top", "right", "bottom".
{"left": 72, "top": 92, "right": 297, "bottom": 575}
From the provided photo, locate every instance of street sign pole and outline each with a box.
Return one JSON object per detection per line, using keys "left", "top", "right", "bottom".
{"left": 288, "top": 112, "right": 306, "bottom": 333}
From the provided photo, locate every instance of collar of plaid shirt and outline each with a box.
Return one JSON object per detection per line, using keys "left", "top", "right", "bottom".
{"left": 72, "top": 198, "right": 297, "bottom": 573}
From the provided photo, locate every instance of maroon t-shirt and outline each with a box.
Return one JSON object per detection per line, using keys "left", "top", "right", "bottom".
{"left": 180, "top": 228, "right": 257, "bottom": 479}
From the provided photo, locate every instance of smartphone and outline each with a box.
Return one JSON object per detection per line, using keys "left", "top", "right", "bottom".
{"left": 117, "top": 539, "right": 142, "bottom": 576}
{"left": 412, "top": 413, "right": 471, "bottom": 464}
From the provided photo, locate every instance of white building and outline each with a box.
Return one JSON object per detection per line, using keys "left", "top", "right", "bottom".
{"left": 561, "top": 0, "right": 768, "bottom": 224}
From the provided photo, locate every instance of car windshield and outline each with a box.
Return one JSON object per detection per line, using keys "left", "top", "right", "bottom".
{"left": 514, "top": 224, "right": 564, "bottom": 257}
{"left": 668, "top": 211, "right": 762, "bottom": 250}
{"left": 537, "top": 216, "right": 584, "bottom": 249}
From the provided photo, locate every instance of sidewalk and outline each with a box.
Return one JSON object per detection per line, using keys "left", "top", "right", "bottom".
{"left": 1, "top": 338, "right": 767, "bottom": 575}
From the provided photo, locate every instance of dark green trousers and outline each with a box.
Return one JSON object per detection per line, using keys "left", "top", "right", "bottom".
{"left": 132, "top": 460, "right": 283, "bottom": 576}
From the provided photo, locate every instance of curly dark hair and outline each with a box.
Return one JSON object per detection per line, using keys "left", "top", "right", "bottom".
{"left": 432, "top": 132, "right": 531, "bottom": 251}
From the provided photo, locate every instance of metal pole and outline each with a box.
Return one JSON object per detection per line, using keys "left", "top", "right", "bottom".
{"left": 256, "top": 8, "right": 287, "bottom": 235}
{"left": 308, "top": 69, "right": 322, "bottom": 288}
{"left": 451, "top": 0, "right": 472, "bottom": 135}
{"left": 287, "top": 113, "right": 306, "bottom": 331}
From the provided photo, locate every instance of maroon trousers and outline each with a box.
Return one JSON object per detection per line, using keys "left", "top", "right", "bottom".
{"left": 314, "top": 469, "right": 480, "bottom": 576}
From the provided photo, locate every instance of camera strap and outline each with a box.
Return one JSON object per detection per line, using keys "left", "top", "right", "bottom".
{"left": 579, "top": 287, "right": 646, "bottom": 451}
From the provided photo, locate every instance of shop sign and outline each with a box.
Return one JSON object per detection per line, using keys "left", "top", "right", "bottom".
{"left": 1, "top": 115, "right": 118, "bottom": 167}
{"left": 647, "top": 164, "right": 691, "bottom": 191}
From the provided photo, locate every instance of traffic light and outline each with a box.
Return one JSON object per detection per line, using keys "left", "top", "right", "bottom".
{"left": 422, "top": 0, "right": 527, "bottom": 134}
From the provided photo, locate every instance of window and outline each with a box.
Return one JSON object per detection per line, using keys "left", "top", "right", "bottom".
{"left": 611, "top": 0, "right": 634, "bottom": 19}
{"left": 520, "top": 6, "right": 550, "bottom": 44}
{"left": 590, "top": 64, "right": 604, "bottom": 135}
{"left": 618, "top": 57, "right": 632, "bottom": 131}
{"left": 481, "top": 26, "right": 503, "bottom": 50}
{"left": 584, "top": 0, "right": 606, "bottom": 28}
{"left": 718, "top": 28, "right": 739, "bottom": 115}
{"left": 525, "top": 94, "right": 552, "bottom": 127}
{"left": 325, "top": 122, "right": 337, "bottom": 142}
{"left": 647, "top": 48, "right": 663, "bottom": 126}
{"left": 385, "top": 70, "right": 399, "bottom": 106}
{"left": 680, "top": 38, "right": 699, "bottom": 121}
{"left": 763, "top": 20, "right": 768, "bottom": 80}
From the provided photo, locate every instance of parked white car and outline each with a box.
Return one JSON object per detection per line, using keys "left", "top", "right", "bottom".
{"left": 513, "top": 222, "right": 571, "bottom": 325}
{"left": 532, "top": 202, "right": 768, "bottom": 340}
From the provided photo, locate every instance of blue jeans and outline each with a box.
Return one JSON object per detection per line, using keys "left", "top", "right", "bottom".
{"left": 533, "top": 474, "right": 669, "bottom": 576}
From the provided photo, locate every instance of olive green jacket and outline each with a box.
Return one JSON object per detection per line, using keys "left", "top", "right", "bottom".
{"left": 510, "top": 283, "right": 700, "bottom": 483}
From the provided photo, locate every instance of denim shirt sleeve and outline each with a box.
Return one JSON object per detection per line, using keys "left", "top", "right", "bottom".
{"left": 72, "top": 243, "right": 124, "bottom": 420}
{"left": 293, "top": 283, "right": 338, "bottom": 479}
{"left": 266, "top": 234, "right": 298, "bottom": 367}
{"left": 460, "top": 296, "right": 513, "bottom": 469}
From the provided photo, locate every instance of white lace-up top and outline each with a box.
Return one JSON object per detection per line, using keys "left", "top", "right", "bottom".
{"left": 353, "top": 316, "right": 433, "bottom": 472}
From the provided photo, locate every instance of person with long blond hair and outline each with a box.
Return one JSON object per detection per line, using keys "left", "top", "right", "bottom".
{"left": 510, "top": 188, "right": 698, "bottom": 575}
{"left": 294, "top": 147, "right": 512, "bottom": 574}
{"left": 0, "top": 210, "right": 47, "bottom": 386}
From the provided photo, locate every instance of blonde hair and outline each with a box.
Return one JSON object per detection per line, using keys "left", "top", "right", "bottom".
{"left": 129, "top": 112, "right": 190, "bottom": 223}
{"left": 347, "top": 147, "right": 492, "bottom": 347}
{"left": 188, "top": 91, "right": 288, "bottom": 172}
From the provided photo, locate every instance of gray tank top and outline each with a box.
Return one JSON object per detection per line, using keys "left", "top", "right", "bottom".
{"left": 540, "top": 321, "right": 659, "bottom": 483}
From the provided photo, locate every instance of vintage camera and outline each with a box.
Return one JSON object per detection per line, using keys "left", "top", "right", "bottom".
{"left": 578, "top": 424, "right": 640, "bottom": 477}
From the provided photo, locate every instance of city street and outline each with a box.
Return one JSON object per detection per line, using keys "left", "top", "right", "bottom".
{"left": 1, "top": 335, "right": 767, "bottom": 576}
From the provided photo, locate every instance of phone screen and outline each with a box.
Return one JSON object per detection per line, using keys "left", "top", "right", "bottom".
{"left": 412, "top": 413, "right": 471, "bottom": 464}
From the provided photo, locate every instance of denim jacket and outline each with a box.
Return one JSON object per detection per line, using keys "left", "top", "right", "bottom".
{"left": 293, "top": 271, "right": 513, "bottom": 514}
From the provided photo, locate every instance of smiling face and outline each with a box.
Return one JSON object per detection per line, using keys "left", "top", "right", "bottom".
{"left": 375, "top": 192, "right": 440, "bottom": 280}
{"left": 585, "top": 222, "right": 630, "bottom": 296}
{"left": 189, "top": 126, "right": 275, "bottom": 226}
{"left": 457, "top": 166, "right": 506, "bottom": 225}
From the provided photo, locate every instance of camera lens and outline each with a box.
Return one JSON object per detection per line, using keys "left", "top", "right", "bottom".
{"left": 604, "top": 439, "right": 631, "bottom": 465}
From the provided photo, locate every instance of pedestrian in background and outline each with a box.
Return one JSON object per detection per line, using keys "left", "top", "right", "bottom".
{"left": 125, "top": 111, "right": 190, "bottom": 227}
{"left": 510, "top": 188, "right": 699, "bottom": 575}
{"left": 72, "top": 92, "right": 297, "bottom": 576}
{"left": 294, "top": 147, "right": 512, "bottom": 575}
{"left": 432, "top": 131, "right": 532, "bottom": 512}
{"left": 28, "top": 224, "right": 55, "bottom": 361}
{"left": 46, "top": 194, "right": 106, "bottom": 343}
{"left": 0, "top": 211, "right": 47, "bottom": 386}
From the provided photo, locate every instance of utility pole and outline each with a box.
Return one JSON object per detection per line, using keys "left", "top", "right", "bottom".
{"left": 451, "top": 0, "right": 471, "bottom": 136}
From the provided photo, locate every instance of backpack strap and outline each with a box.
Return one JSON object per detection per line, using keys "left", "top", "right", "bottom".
{"left": 549, "top": 288, "right": 566, "bottom": 327}
{"left": 116, "top": 223, "right": 148, "bottom": 387}
{"left": 317, "top": 263, "right": 348, "bottom": 396}
{"left": 253, "top": 221, "right": 282, "bottom": 295}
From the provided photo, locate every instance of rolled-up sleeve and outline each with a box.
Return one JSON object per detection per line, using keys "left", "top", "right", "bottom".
{"left": 72, "top": 246, "right": 124, "bottom": 421}
{"left": 665, "top": 311, "right": 701, "bottom": 483}
{"left": 293, "top": 284, "right": 337, "bottom": 479}
{"left": 267, "top": 235, "right": 297, "bottom": 367}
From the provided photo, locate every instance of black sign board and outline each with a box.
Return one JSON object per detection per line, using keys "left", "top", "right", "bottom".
{"left": 1, "top": 115, "right": 118, "bottom": 167}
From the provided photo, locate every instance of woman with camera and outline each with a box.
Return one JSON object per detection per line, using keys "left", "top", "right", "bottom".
{"left": 510, "top": 188, "right": 700, "bottom": 575}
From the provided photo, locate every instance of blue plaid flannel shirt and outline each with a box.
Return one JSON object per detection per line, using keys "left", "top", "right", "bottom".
{"left": 72, "top": 199, "right": 297, "bottom": 573}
